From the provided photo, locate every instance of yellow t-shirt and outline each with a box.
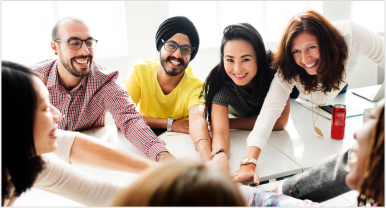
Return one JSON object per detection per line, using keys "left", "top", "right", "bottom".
{"left": 125, "top": 59, "right": 204, "bottom": 120}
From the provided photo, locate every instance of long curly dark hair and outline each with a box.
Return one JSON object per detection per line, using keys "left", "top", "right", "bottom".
{"left": 200, "top": 23, "right": 274, "bottom": 122}
{"left": 2, "top": 61, "right": 45, "bottom": 200}
{"left": 357, "top": 106, "right": 384, "bottom": 206}
{"left": 272, "top": 9, "right": 348, "bottom": 94}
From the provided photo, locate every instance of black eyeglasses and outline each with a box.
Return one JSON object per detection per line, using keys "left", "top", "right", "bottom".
{"left": 54, "top": 38, "right": 98, "bottom": 49}
{"left": 162, "top": 39, "right": 194, "bottom": 55}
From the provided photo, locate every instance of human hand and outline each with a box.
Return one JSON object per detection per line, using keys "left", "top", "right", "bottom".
{"left": 231, "top": 164, "right": 260, "bottom": 185}
{"left": 207, "top": 153, "right": 230, "bottom": 172}
{"left": 271, "top": 186, "right": 278, "bottom": 193}
{"left": 156, "top": 152, "right": 175, "bottom": 162}
{"left": 115, "top": 121, "right": 120, "bottom": 130}
{"left": 171, "top": 120, "right": 189, "bottom": 133}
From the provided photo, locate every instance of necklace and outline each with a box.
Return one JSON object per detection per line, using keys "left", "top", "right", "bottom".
{"left": 311, "top": 92, "right": 325, "bottom": 137}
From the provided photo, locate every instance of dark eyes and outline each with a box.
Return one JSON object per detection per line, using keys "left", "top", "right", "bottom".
{"left": 226, "top": 58, "right": 249, "bottom": 62}
{"left": 292, "top": 46, "right": 316, "bottom": 54}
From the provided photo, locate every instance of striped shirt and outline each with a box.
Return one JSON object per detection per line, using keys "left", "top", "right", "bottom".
{"left": 32, "top": 59, "right": 167, "bottom": 161}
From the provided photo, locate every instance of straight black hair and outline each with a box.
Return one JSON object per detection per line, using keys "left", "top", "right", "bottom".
{"left": 200, "top": 23, "right": 274, "bottom": 122}
{"left": 2, "top": 61, "right": 45, "bottom": 199}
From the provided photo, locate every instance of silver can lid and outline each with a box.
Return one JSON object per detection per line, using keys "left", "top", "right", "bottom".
{"left": 333, "top": 104, "right": 346, "bottom": 109}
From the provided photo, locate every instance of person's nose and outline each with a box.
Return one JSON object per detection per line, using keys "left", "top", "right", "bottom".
{"left": 171, "top": 47, "right": 183, "bottom": 59}
{"left": 234, "top": 61, "right": 243, "bottom": 73}
{"left": 51, "top": 105, "right": 62, "bottom": 122}
{"left": 78, "top": 41, "right": 90, "bottom": 55}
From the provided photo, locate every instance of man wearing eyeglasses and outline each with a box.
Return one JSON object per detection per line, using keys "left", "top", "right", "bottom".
{"left": 31, "top": 17, "right": 174, "bottom": 164}
{"left": 124, "top": 16, "right": 213, "bottom": 163}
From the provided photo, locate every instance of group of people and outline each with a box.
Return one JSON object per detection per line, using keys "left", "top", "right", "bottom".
{"left": 2, "top": 9, "right": 384, "bottom": 207}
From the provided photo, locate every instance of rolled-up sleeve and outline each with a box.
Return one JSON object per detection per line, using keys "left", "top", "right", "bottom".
{"left": 104, "top": 74, "right": 168, "bottom": 161}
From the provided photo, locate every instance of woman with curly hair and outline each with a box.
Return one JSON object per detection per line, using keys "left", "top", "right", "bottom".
{"left": 233, "top": 9, "right": 384, "bottom": 183}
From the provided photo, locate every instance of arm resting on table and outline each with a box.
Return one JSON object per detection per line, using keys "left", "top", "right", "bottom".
{"left": 69, "top": 132, "right": 157, "bottom": 174}
{"left": 281, "top": 149, "right": 351, "bottom": 202}
{"left": 189, "top": 104, "right": 212, "bottom": 162}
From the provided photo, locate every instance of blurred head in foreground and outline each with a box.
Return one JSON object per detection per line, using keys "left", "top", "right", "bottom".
{"left": 112, "top": 159, "right": 246, "bottom": 206}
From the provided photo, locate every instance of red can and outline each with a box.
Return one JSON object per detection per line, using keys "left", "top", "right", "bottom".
{"left": 331, "top": 104, "right": 346, "bottom": 140}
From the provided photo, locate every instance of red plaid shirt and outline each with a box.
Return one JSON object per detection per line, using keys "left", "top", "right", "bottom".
{"left": 31, "top": 59, "right": 167, "bottom": 161}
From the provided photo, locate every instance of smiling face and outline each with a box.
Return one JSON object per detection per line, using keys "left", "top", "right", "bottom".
{"left": 32, "top": 76, "right": 62, "bottom": 155}
{"left": 346, "top": 102, "right": 384, "bottom": 191}
{"left": 52, "top": 21, "right": 94, "bottom": 77}
{"left": 159, "top": 33, "right": 191, "bottom": 77}
{"left": 223, "top": 39, "right": 257, "bottom": 90}
{"left": 291, "top": 32, "right": 321, "bottom": 76}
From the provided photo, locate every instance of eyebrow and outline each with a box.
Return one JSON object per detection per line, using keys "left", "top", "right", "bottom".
{"left": 67, "top": 36, "right": 94, "bottom": 40}
{"left": 292, "top": 42, "right": 318, "bottom": 50}
{"left": 168, "top": 40, "right": 192, "bottom": 47}
{"left": 224, "top": 54, "right": 252, "bottom": 58}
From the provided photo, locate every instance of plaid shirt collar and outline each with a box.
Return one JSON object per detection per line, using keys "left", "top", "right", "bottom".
{"left": 46, "top": 60, "right": 87, "bottom": 92}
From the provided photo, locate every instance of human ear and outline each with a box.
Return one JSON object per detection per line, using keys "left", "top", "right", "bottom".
{"left": 51, "top": 42, "right": 58, "bottom": 55}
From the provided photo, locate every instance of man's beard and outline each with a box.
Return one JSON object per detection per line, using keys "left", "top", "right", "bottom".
{"left": 160, "top": 54, "right": 188, "bottom": 77}
{"left": 60, "top": 53, "right": 92, "bottom": 77}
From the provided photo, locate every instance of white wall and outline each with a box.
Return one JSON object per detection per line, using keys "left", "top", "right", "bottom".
{"left": 94, "top": 1, "right": 384, "bottom": 125}
{"left": 96, "top": 1, "right": 384, "bottom": 87}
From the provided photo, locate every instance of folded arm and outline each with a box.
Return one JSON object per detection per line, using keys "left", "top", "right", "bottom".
{"left": 142, "top": 116, "right": 189, "bottom": 134}
{"left": 228, "top": 97, "right": 291, "bottom": 130}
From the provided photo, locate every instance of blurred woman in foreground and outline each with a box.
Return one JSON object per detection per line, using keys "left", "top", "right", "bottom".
{"left": 2, "top": 61, "right": 122, "bottom": 206}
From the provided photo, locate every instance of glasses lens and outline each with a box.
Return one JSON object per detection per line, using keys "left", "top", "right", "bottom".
{"left": 164, "top": 42, "right": 177, "bottom": 52}
{"left": 86, "top": 39, "right": 97, "bottom": 49}
{"left": 68, "top": 40, "right": 82, "bottom": 49}
{"left": 181, "top": 46, "right": 192, "bottom": 55}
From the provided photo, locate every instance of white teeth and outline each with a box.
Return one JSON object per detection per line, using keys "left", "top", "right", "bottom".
{"left": 49, "top": 129, "right": 56, "bottom": 136}
{"left": 234, "top": 73, "right": 247, "bottom": 78}
{"left": 170, "top": 60, "right": 180, "bottom": 65}
{"left": 75, "top": 59, "right": 88, "bottom": 64}
{"left": 305, "top": 61, "right": 316, "bottom": 67}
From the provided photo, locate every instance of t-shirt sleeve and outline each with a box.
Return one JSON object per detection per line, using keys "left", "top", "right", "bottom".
{"left": 35, "top": 153, "right": 124, "bottom": 207}
{"left": 187, "top": 83, "right": 205, "bottom": 109}
{"left": 125, "top": 65, "right": 141, "bottom": 105}
{"left": 53, "top": 129, "right": 79, "bottom": 163}
{"left": 212, "top": 86, "right": 232, "bottom": 107}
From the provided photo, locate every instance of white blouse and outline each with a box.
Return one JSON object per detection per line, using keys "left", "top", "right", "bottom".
{"left": 247, "top": 20, "right": 385, "bottom": 149}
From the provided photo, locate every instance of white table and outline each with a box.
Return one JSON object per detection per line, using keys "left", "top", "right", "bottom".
{"left": 268, "top": 91, "right": 377, "bottom": 170}
{"left": 106, "top": 127, "right": 303, "bottom": 182}
{"left": 15, "top": 88, "right": 375, "bottom": 207}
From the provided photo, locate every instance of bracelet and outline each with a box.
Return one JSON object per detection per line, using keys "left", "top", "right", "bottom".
{"left": 210, "top": 147, "right": 230, "bottom": 159}
{"left": 194, "top": 138, "right": 211, "bottom": 151}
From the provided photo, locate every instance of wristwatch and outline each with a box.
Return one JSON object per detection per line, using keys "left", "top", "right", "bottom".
{"left": 240, "top": 157, "right": 257, "bottom": 166}
{"left": 167, "top": 118, "right": 175, "bottom": 132}
{"left": 210, "top": 147, "right": 230, "bottom": 159}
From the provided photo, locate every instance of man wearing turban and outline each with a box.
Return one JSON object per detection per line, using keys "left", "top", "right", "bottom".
{"left": 125, "top": 16, "right": 212, "bottom": 162}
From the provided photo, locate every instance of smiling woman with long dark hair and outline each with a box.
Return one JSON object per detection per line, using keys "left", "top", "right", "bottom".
{"left": 201, "top": 23, "right": 290, "bottom": 176}
{"left": 2, "top": 61, "right": 122, "bottom": 206}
